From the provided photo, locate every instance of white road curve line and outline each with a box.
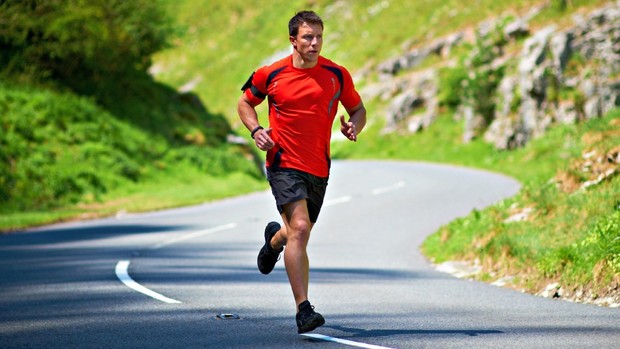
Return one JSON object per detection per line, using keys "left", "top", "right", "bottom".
{"left": 371, "top": 180, "right": 405, "bottom": 195}
{"left": 149, "top": 222, "right": 237, "bottom": 250}
{"left": 115, "top": 261, "right": 182, "bottom": 304}
{"left": 323, "top": 196, "right": 352, "bottom": 207}
{"left": 301, "top": 334, "right": 395, "bottom": 349}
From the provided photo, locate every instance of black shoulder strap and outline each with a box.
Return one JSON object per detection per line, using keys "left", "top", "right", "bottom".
{"left": 241, "top": 66, "right": 287, "bottom": 98}
{"left": 240, "top": 72, "right": 254, "bottom": 91}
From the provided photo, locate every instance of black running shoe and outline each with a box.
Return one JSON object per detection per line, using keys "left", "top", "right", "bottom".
{"left": 296, "top": 300, "right": 325, "bottom": 334}
{"left": 257, "top": 221, "right": 283, "bottom": 275}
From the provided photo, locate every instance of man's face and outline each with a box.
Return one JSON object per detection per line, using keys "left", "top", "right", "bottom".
{"left": 290, "top": 22, "right": 323, "bottom": 63}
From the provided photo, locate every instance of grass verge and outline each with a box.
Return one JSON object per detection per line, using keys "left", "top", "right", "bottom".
{"left": 0, "top": 165, "right": 266, "bottom": 231}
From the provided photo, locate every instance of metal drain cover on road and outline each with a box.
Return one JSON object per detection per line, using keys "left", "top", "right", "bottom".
{"left": 216, "top": 313, "right": 240, "bottom": 320}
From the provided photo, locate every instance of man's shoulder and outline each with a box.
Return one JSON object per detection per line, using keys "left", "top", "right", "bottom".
{"left": 252, "top": 55, "right": 291, "bottom": 88}
{"left": 318, "top": 56, "right": 345, "bottom": 69}
{"left": 260, "top": 55, "right": 292, "bottom": 73}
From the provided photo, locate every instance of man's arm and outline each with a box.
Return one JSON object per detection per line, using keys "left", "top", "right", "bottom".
{"left": 340, "top": 101, "right": 367, "bottom": 142}
{"left": 237, "top": 94, "right": 274, "bottom": 151}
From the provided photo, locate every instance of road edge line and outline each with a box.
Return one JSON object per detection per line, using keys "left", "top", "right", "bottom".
{"left": 301, "top": 333, "right": 395, "bottom": 349}
{"left": 115, "top": 260, "right": 182, "bottom": 304}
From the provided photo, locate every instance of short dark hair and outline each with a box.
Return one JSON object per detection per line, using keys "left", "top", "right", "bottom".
{"left": 288, "top": 11, "right": 323, "bottom": 37}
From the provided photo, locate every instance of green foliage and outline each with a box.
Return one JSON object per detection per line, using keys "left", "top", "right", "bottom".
{"left": 438, "top": 65, "right": 468, "bottom": 109}
{"left": 163, "top": 146, "right": 262, "bottom": 178}
{"left": 0, "top": 0, "right": 176, "bottom": 88}
{"left": 0, "top": 0, "right": 264, "bottom": 218}
{"left": 0, "top": 82, "right": 262, "bottom": 213}
{"left": 0, "top": 83, "right": 157, "bottom": 210}
{"left": 538, "top": 208, "right": 620, "bottom": 286}
{"left": 552, "top": 0, "right": 572, "bottom": 11}
{"left": 462, "top": 24, "right": 507, "bottom": 125}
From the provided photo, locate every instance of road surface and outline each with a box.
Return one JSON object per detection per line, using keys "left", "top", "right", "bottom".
{"left": 1, "top": 161, "right": 618, "bottom": 348}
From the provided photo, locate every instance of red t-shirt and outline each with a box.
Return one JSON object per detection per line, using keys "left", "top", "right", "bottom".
{"left": 243, "top": 55, "right": 361, "bottom": 177}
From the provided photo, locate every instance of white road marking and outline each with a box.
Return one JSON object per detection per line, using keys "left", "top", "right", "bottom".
{"left": 115, "top": 261, "right": 182, "bottom": 304}
{"left": 372, "top": 181, "right": 405, "bottom": 195}
{"left": 323, "top": 196, "right": 352, "bottom": 207}
{"left": 149, "top": 223, "right": 237, "bottom": 250}
{"left": 301, "top": 334, "right": 395, "bottom": 349}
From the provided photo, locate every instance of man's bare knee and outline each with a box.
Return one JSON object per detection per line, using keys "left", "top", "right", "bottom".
{"left": 288, "top": 218, "right": 311, "bottom": 243}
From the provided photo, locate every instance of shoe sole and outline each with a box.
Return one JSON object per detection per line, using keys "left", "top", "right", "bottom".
{"left": 257, "top": 222, "right": 281, "bottom": 275}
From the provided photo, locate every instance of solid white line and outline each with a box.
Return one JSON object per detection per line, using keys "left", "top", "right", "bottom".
{"left": 115, "top": 261, "right": 182, "bottom": 304}
{"left": 323, "top": 196, "right": 352, "bottom": 207}
{"left": 149, "top": 222, "right": 237, "bottom": 250}
{"left": 372, "top": 181, "right": 405, "bottom": 195}
{"left": 301, "top": 334, "right": 396, "bottom": 349}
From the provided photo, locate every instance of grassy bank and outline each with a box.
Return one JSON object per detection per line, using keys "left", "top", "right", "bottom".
{"left": 419, "top": 111, "right": 619, "bottom": 305}
{"left": 0, "top": 81, "right": 266, "bottom": 232}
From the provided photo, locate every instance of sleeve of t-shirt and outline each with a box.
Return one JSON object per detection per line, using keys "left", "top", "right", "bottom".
{"left": 243, "top": 67, "right": 268, "bottom": 107}
{"left": 339, "top": 67, "right": 362, "bottom": 110}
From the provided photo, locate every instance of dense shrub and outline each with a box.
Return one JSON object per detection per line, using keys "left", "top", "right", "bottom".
{"left": 0, "top": 82, "right": 262, "bottom": 212}
{"left": 0, "top": 0, "right": 175, "bottom": 87}
{"left": 0, "top": 83, "right": 159, "bottom": 210}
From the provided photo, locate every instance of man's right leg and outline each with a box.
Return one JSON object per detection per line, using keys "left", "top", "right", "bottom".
{"left": 270, "top": 199, "right": 313, "bottom": 307}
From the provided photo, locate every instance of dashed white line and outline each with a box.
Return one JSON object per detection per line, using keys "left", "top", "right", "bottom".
{"left": 372, "top": 181, "right": 405, "bottom": 195}
{"left": 115, "top": 260, "right": 181, "bottom": 304}
{"left": 323, "top": 195, "right": 352, "bottom": 207}
{"left": 301, "top": 334, "right": 395, "bottom": 349}
{"left": 149, "top": 222, "right": 237, "bottom": 250}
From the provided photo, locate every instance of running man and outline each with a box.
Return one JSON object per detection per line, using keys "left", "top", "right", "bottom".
{"left": 237, "top": 10, "right": 366, "bottom": 333}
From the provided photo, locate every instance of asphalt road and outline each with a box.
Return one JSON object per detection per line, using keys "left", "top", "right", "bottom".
{"left": 1, "top": 161, "right": 618, "bottom": 349}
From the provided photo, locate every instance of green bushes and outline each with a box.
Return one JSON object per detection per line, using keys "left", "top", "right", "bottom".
{"left": 0, "top": 83, "right": 262, "bottom": 213}
{"left": 0, "top": 0, "right": 175, "bottom": 89}
{"left": 165, "top": 146, "right": 261, "bottom": 178}
{"left": 0, "top": 84, "right": 156, "bottom": 210}
{"left": 0, "top": 1, "right": 265, "bottom": 218}
{"left": 438, "top": 65, "right": 468, "bottom": 110}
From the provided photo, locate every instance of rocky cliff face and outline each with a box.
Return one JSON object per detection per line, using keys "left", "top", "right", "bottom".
{"left": 365, "top": 1, "right": 620, "bottom": 150}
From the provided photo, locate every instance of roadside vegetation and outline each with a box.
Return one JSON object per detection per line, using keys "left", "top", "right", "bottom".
{"left": 1, "top": 0, "right": 617, "bottom": 304}
{"left": 0, "top": 0, "right": 265, "bottom": 230}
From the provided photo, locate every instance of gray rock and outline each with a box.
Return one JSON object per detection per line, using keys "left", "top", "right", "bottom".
{"left": 385, "top": 91, "right": 424, "bottom": 130}
{"left": 550, "top": 32, "right": 572, "bottom": 74}
{"left": 556, "top": 100, "right": 579, "bottom": 124}
{"left": 504, "top": 18, "right": 529, "bottom": 39}
{"left": 584, "top": 96, "right": 602, "bottom": 119}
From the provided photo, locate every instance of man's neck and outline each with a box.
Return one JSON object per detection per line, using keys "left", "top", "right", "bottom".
{"left": 292, "top": 53, "right": 318, "bottom": 69}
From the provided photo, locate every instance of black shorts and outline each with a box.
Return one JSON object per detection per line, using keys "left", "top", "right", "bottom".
{"left": 266, "top": 168, "right": 329, "bottom": 223}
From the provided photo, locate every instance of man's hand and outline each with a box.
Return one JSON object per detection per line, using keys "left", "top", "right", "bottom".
{"left": 340, "top": 115, "right": 357, "bottom": 142}
{"left": 254, "top": 127, "right": 275, "bottom": 151}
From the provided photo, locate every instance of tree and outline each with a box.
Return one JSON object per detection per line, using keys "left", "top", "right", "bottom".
{"left": 0, "top": 0, "right": 175, "bottom": 89}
